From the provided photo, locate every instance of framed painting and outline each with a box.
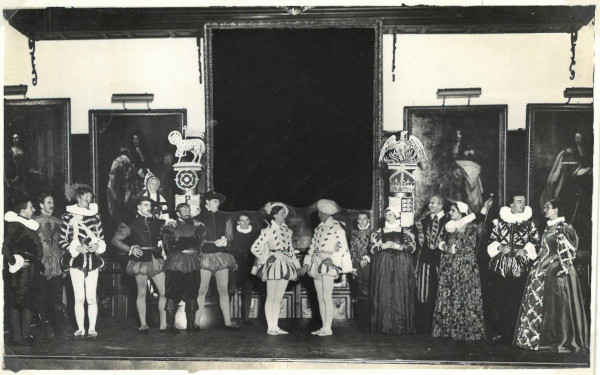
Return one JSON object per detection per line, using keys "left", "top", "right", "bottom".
{"left": 204, "top": 20, "right": 383, "bottom": 218}
{"left": 526, "top": 103, "right": 593, "bottom": 254}
{"left": 404, "top": 105, "right": 507, "bottom": 216}
{"left": 89, "top": 109, "right": 187, "bottom": 238}
{"left": 4, "top": 98, "right": 71, "bottom": 211}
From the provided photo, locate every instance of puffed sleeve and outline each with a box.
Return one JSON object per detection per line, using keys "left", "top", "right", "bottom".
{"left": 251, "top": 229, "right": 269, "bottom": 264}
{"left": 487, "top": 219, "right": 501, "bottom": 258}
{"left": 303, "top": 228, "right": 318, "bottom": 267}
{"left": 113, "top": 223, "right": 131, "bottom": 241}
{"left": 465, "top": 223, "right": 479, "bottom": 250}
{"left": 415, "top": 219, "right": 425, "bottom": 247}
{"left": 94, "top": 214, "right": 107, "bottom": 255}
{"left": 330, "top": 225, "right": 353, "bottom": 273}
{"left": 523, "top": 221, "right": 540, "bottom": 261}
{"left": 58, "top": 214, "right": 72, "bottom": 253}
{"left": 287, "top": 228, "right": 302, "bottom": 269}
{"left": 556, "top": 224, "right": 579, "bottom": 277}
{"left": 2, "top": 224, "right": 17, "bottom": 265}
{"left": 370, "top": 229, "right": 382, "bottom": 254}
{"left": 402, "top": 229, "right": 417, "bottom": 254}
{"left": 349, "top": 231, "right": 360, "bottom": 267}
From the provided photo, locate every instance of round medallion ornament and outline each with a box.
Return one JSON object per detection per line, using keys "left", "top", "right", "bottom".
{"left": 175, "top": 170, "right": 198, "bottom": 190}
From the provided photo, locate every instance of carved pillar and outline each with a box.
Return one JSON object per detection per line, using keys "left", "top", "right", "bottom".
{"left": 378, "top": 132, "right": 428, "bottom": 227}
{"left": 168, "top": 128, "right": 206, "bottom": 217}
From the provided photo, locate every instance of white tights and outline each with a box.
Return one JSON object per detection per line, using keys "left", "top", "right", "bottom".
{"left": 70, "top": 268, "right": 99, "bottom": 332}
{"left": 265, "top": 279, "right": 288, "bottom": 331}
{"left": 314, "top": 276, "right": 335, "bottom": 332}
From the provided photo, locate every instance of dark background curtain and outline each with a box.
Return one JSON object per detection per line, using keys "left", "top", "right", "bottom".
{"left": 212, "top": 28, "right": 375, "bottom": 211}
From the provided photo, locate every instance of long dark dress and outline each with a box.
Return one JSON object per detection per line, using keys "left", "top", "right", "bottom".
{"left": 514, "top": 218, "right": 589, "bottom": 352}
{"left": 370, "top": 226, "right": 416, "bottom": 334}
{"left": 432, "top": 222, "right": 486, "bottom": 340}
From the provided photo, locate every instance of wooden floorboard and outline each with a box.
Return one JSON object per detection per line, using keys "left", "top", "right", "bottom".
{"left": 3, "top": 317, "right": 590, "bottom": 370}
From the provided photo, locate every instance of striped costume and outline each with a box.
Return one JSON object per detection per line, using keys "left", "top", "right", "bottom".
{"left": 414, "top": 211, "right": 448, "bottom": 333}
{"left": 414, "top": 211, "right": 447, "bottom": 304}
{"left": 59, "top": 203, "right": 106, "bottom": 274}
{"left": 251, "top": 220, "right": 301, "bottom": 281}
{"left": 304, "top": 217, "right": 352, "bottom": 280}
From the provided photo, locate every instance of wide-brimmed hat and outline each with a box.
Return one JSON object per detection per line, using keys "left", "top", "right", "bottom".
{"left": 317, "top": 199, "right": 339, "bottom": 215}
{"left": 204, "top": 191, "right": 226, "bottom": 204}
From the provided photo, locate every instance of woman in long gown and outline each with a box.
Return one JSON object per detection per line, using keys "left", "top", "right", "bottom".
{"left": 514, "top": 199, "right": 589, "bottom": 353}
{"left": 432, "top": 201, "right": 486, "bottom": 341}
{"left": 369, "top": 207, "right": 416, "bottom": 334}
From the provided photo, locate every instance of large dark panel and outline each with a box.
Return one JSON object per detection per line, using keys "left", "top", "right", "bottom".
{"left": 71, "top": 133, "right": 91, "bottom": 186}
{"left": 212, "top": 28, "right": 374, "bottom": 210}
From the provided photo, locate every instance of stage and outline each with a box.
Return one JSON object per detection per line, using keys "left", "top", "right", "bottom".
{"left": 3, "top": 317, "right": 589, "bottom": 370}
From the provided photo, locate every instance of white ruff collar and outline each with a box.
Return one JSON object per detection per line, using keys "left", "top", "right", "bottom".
{"left": 384, "top": 220, "right": 401, "bottom": 229}
{"left": 4, "top": 211, "right": 39, "bottom": 231}
{"left": 547, "top": 216, "right": 566, "bottom": 227}
{"left": 357, "top": 223, "right": 370, "bottom": 230}
{"left": 236, "top": 225, "right": 252, "bottom": 234}
{"left": 445, "top": 213, "right": 476, "bottom": 233}
{"left": 499, "top": 206, "right": 532, "bottom": 224}
{"left": 67, "top": 203, "right": 98, "bottom": 216}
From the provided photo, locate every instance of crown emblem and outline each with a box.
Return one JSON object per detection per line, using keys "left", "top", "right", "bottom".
{"left": 390, "top": 169, "right": 415, "bottom": 193}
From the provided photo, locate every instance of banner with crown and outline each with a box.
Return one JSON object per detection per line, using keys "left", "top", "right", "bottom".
{"left": 379, "top": 131, "right": 428, "bottom": 227}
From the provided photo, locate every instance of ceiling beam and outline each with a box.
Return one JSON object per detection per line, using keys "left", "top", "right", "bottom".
{"left": 3, "top": 6, "right": 594, "bottom": 41}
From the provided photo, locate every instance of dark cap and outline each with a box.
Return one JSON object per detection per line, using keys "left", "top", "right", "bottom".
{"left": 203, "top": 191, "right": 226, "bottom": 204}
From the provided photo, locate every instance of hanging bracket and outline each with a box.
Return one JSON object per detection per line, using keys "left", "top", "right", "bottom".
{"left": 28, "top": 38, "right": 38, "bottom": 86}
{"left": 569, "top": 29, "right": 578, "bottom": 80}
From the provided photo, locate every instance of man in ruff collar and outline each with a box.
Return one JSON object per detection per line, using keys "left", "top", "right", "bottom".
{"left": 487, "top": 193, "right": 540, "bottom": 343}
{"left": 3, "top": 195, "right": 44, "bottom": 346}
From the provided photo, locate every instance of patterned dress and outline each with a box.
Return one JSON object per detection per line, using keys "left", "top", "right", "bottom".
{"left": 432, "top": 222, "right": 486, "bottom": 341}
{"left": 370, "top": 226, "right": 416, "bottom": 335}
{"left": 514, "top": 218, "right": 589, "bottom": 352}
